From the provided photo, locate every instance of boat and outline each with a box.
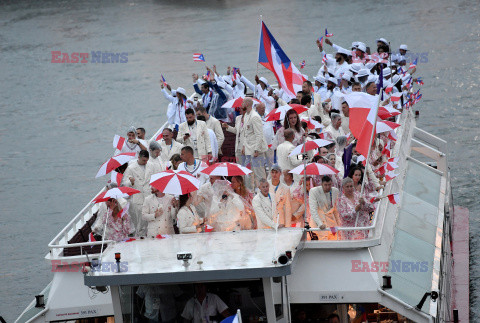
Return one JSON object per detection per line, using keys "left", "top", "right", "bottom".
{"left": 15, "top": 84, "right": 469, "bottom": 323}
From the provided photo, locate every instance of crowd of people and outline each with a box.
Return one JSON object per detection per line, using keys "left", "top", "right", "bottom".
{"left": 92, "top": 36, "right": 420, "bottom": 243}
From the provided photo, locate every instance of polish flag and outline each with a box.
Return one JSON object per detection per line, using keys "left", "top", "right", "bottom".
{"left": 390, "top": 94, "right": 402, "bottom": 102}
{"left": 119, "top": 202, "right": 129, "bottom": 218}
{"left": 205, "top": 224, "right": 214, "bottom": 232}
{"left": 382, "top": 140, "right": 392, "bottom": 157}
{"left": 113, "top": 135, "right": 126, "bottom": 150}
{"left": 110, "top": 170, "right": 123, "bottom": 186}
{"left": 387, "top": 193, "right": 400, "bottom": 204}
{"left": 156, "top": 234, "right": 172, "bottom": 239}
{"left": 376, "top": 120, "right": 400, "bottom": 134}
{"left": 385, "top": 171, "right": 398, "bottom": 182}
{"left": 329, "top": 227, "right": 337, "bottom": 235}
{"left": 378, "top": 105, "right": 401, "bottom": 119}
{"left": 88, "top": 232, "right": 96, "bottom": 242}
{"left": 385, "top": 86, "right": 393, "bottom": 94}
{"left": 344, "top": 92, "right": 379, "bottom": 157}
{"left": 155, "top": 132, "right": 163, "bottom": 141}
{"left": 388, "top": 130, "right": 398, "bottom": 141}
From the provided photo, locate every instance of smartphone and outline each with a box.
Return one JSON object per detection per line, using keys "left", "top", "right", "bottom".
{"left": 194, "top": 97, "right": 198, "bottom": 101}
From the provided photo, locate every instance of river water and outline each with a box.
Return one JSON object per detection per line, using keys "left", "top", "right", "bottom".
{"left": 0, "top": 0, "right": 478, "bottom": 321}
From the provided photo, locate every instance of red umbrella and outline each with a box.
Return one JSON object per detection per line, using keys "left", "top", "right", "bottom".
{"left": 201, "top": 162, "right": 252, "bottom": 176}
{"left": 221, "top": 97, "right": 261, "bottom": 109}
{"left": 289, "top": 163, "right": 339, "bottom": 176}
{"left": 150, "top": 170, "right": 200, "bottom": 195}
{"left": 265, "top": 104, "right": 308, "bottom": 121}
{"left": 288, "top": 139, "right": 333, "bottom": 157}
{"left": 93, "top": 187, "right": 141, "bottom": 203}
{"left": 95, "top": 152, "right": 136, "bottom": 178}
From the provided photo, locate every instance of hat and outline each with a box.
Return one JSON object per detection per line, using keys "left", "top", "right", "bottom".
{"left": 376, "top": 38, "right": 389, "bottom": 46}
{"left": 197, "top": 79, "right": 207, "bottom": 85}
{"left": 399, "top": 44, "right": 408, "bottom": 51}
{"left": 350, "top": 63, "right": 363, "bottom": 72}
{"left": 367, "top": 75, "right": 377, "bottom": 83}
{"left": 127, "top": 126, "right": 136, "bottom": 134}
{"left": 271, "top": 164, "right": 282, "bottom": 172}
{"left": 351, "top": 41, "right": 359, "bottom": 49}
{"left": 259, "top": 77, "right": 269, "bottom": 86}
{"left": 314, "top": 75, "right": 326, "bottom": 84}
{"left": 365, "top": 62, "right": 376, "bottom": 70}
{"left": 337, "top": 48, "right": 351, "bottom": 56}
{"left": 356, "top": 43, "right": 367, "bottom": 53}
{"left": 326, "top": 75, "right": 337, "bottom": 84}
{"left": 176, "top": 87, "right": 187, "bottom": 97}
{"left": 342, "top": 71, "right": 353, "bottom": 81}
{"left": 383, "top": 67, "right": 391, "bottom": 77}
{"left": 356, "top": 69, "right": 369, "bottom": 78}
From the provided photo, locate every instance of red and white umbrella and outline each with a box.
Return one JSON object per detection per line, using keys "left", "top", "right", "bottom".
{"left": 150, "top": 170, "right": 200, "bottom": 195}
{"left": 95, "top": 152, "right": 136, "bottom": 178}
{"left": 201, "top": 162, "right": 252, "bottom": 176}
{"left": 221, "top": 97, "right": 261, "bottom": 109}
{"left": 265, "top": 104, "right": 308, "bottom": 121}
{"left": 93, "top": 187, "right": 141, "bottom": 203}
{"left": 378, "top": 106, "right": 401, "bottom": 119}
{"left": 288, "top": 139, "right": 333, "bottom": 157}
{"left": 376, "top": 120, "right": 400, "bottom": 134}
{"left": 289, "top": 163, "right": 339, "bottom": 176}
{"left": 301, "top": 117, "right": 323, "bottom": 130}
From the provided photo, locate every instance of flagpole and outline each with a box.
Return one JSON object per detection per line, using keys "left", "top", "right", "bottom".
{"left": 255, "top": 15, "right": 263, "bottom": 98}
{"left": 99, "top": 208, "right": 111, "bottom": 264}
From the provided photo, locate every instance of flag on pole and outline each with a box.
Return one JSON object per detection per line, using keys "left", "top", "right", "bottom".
{"left": 325, "top": 28, "right": 333, "bottom": 37}
{"left": 376, "top": 67, "right": 383, "bottom": 96}
{"left": 193, "top": 53, "right": 205, "bottom": 62}
{"left": 89, "top": 232, "right": 96, "bottom": 243}
{"left": 344, "top": 92, "right": 379, "bottom": 157}
{"left": 300, "top": 60, "right": 305, "bottom": 69}
{"left": 221, "top": 314, "right": 240, "bottom": 323}
{"left": 408, "top": 58, "right": 417, "bottom": 70}
{"left": 161, "top": 74, "right": 168, "bottom": 87}
{"left": 415, "top": 77, "right": 424, "bottom": 85}
{"left": 318, "top": 36, "right": 324, "bottom": 47}
{"left": 385, "top": 171, "right": 398, "bottom": 182}
{"left": 119, "top": 202, "right": 129, "bottom": 218}
{"left": 387, "top": 193, "right": 400, "bottom": 204}
{"left": 258, "top": 21, "right": 306, "bottom": 98}
{"left": 113, "top": 135, "right": 126, "bottom": 150}
{"left": 322, "top": 53, "right": 327, "bottom": 64}
{"left": 205, "top": 224, "right": 214, "bottom": 232}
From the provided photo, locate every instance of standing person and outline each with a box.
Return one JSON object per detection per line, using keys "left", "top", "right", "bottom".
{"left": 142, "top": 186, "right": 176, "bottom": 237}
{"left": 337, "top": 177, "right": 377, "bottom": 240}
{"left": 276, "top": 129, "right": 303, "bottom": 176}
{"left": 222, "top": 108, "right": 246, "bottom": 164}
{"left": 122, "top": 150, "right": 150, "bottom": 236}
{"left": 240, "top": 97, "right": 268, "bottom": 188}
{"left": 274, "top": 109, "right": 305, "bottom": 148}
{"left": 160, "top": 81, "right": 193, "bottom": 128}
{"left": 324, "top": 113, "right": 345, "bottom": 141}
{"left": 177, "top": 108, "right": 212, "bottom": 161}
{"left": 158, "top": 128, "right": 183, "bottom": 163}
{"left": 144, "top": 141, "right": 165, "bottom": 190}
{"left": 115, "top": 126, "right": 147, "bottom": 156}
{"left": 309, "top": 176, "right": 340, "bottom": 235}
{"left": 268, "top": 165, "right": 292, "bottom": 228}
{"left": 252, "top": 179, "right": 283, "bottom": 230}
{"left": 97, "top": 198, "right": 132, "bottom": 242}
{"left": 231, "top": 176, "right": 256, "bottom": 230}
{"left": 135, "top": 127, "right": 149, "bottom": 147}
{"left": 196, "top": 106, "right": 225, "bottom": 155}
{"left": 208, "top": 180, "right": 244, "bottom": 232}
{"left": 136, "top": 285, "right": 182, "bottom": 323}
{"left": 177, "top": 146, "right": 209, "bottom": 185}
{"left": 176, "top": 194, "right": 203, "bottom": 234}
{"left": 255, "top": 102, "right": 275, "bottom": 168}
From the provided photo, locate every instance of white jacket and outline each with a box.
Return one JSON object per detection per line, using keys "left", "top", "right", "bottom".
{"left": 226, "top": 115, "right": 245, "bottom": 154}
{"left": 142, "top": 194, "right": 176, "bottom": 237}
{"left": 144, "top": 157, "right": 165, "bottom": 192}
{"left": 276, "top": 141, "right": 303, "bottom": 172}
{"left": 309, "top": 186, "right": 339, "bottom": 227}
{"left": 177, "top": 120, "right": 212, "bottom": 158}
{"left": 205, "top": 116, "right": 225, "bottom": 152}
{"left": 268, "top": 180, "right": 292, "bottom": 228}
{"left": 122, "top": 160, "right": 147, "bottom": 205}
{"left": 242, "top": 110, "right": 268, "bottom": 155}
{"left": 158, "top": 139, "right": 183, "bottom": 163}
{"left": 252, "top": 193, "right": 277, "bottom": 229}
{"left": 177, "top": 205, "right": 201, "bottom": 234}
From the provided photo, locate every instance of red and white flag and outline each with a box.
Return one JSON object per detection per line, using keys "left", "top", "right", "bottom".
{"left": 88, "top": 232, "right": 96, "bottom": 242}
{"left": 344, "top": 92, "right": 379, "bottom": 157}
{"left": 387, "top": 193, "right": 400, "bottom": 204}
{"left": 390, "top": 94, "right": 402, "bottom": 102}
{"left": 113, "top": 135, "right": 126, "bottom": 150}
{"left": 205, "top": 224, "right": 214, "bottom": 232}
{"left": 376, "top": 120, "right": 400, "bottom": 134}
{"left": 388, "top": 130, "right": 398, "bottom": 141}
{"left": 110, "top": 170, "right": 123, "bottom": 186}
{"left": 156, "top": 234, "right": 172, "bottom": 239}
{"left": 385, "top": 171, "right": 398, "bottom": 182}
{"left": 330, "top": 227, "right": 337, "bottom": 236}
{"left": 385, "top": 86, "right": 393, "bottom": 94}
{"left": 119, "top": 202, "right": 130, "bottom": 218}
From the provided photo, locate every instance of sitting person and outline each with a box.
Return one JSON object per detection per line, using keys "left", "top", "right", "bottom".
{"left": 181, "top": 283, "right": 229, "bottom": 323}
{"left": 231, "top": 175, "right": 256, "bottom": 229}
{"left": 208, "top": 180, "right": 244, "bottom": 231}
{"left": 142, "top": 186, "right": 176, "bottom": 237}
{"left": 176, "top": 193, "right": 203, "bottom": 234}
{"left": 337, "top": 177, "right": 377, "bottom": 240}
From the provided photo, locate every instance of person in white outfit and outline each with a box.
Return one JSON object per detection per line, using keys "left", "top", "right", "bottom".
{"left": 176, "top": 194, "right": 203, "bottom": 234}
{"left": 157, "top": 128, "right": 183, "bottom": 163}
{"left": 267, "top": 165, "right": 292, "bottom": 228}
{"left": 253, "top": 178, "right": 286, "bottom": 230}
{"left": 160, "top": 81, "right": 194, "bottom": 127}
{"left": 276, "top": 129, "right": 303, "bottom": 176}
{"left": 177, "top": 108, "right": 212, "bottom": 161}
{"left": 121, "top": 150, "right": 149, "bottom": 236}
{"left": 196, "top": 106, "right": 225, "bottom": 155}
{"left": 142, "top": 186, "right": 176, "bottom": 237}
{"left": 208, "top": 180, "right": 244, "bottom": 232}
{"left": 309, "top": 176, "right": 340, "bottom": 230}
{"left": 144, "top": 141, "right": 165, "bottom": 190}
{"left": 115, "top": 126, "right": 147, "bottom": 156}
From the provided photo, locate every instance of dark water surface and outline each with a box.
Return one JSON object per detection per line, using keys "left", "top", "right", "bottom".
{"left": 1, "top": 0, "right": 479, "bottom": 320}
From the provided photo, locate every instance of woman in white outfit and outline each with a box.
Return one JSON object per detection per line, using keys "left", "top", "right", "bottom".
{"left": 176, "top": 194, "right": 203, "bottom": 234}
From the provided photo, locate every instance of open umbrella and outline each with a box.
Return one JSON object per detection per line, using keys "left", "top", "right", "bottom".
{"left": 93, "top": 187, "right": 141, "bottom": 203}
{"left": 288, "top": 139, "right": 333, "bottom": 157}
{"left": 221, "top": 97, "right": 261, "bottom": 109}
{"left": 201, "top": 162, "right": 252, "bottom": 176}
{"left": 95, "top": 152, "right": 136, "bottom": 178}
{"left": 289, "top": 163, "right": 339, "bottom": 176}
{"left": 265, "top": 104, "right": 308, "bottom": 121}
{"left": 150, "top": 170, "right": 200, "bottom": 195}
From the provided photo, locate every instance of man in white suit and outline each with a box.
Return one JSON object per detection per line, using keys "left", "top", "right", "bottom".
{"left": 252, "top": 179, "right": 285, "bottom": 230}
{"left": 122, "top": 150, "right": 150, "bottom": 236}
{"left": 144, "top": 141, "right": 165, "bottom": 193}
{"left": 276, "top": 129, "right": 303, "bottom": 174}
{"left": 267, "top": 165, "right": 292, "bottom": 228}
{"left": 309, "top": 176, "right": 340, "bottom": 229}
{"left": 240, "top": 97, "right": 268, "bottom": 188}
{"left": 142, "top": 186, "right": 176, "bottom": 237}
{"left": 222, "top": 109, "right": 245, "bottom": 164}
{"left": 157, "top": 128, "right": 183, "bottom": 163}
{"left": 177, "top": 108, "right": 212, "bottom": 161}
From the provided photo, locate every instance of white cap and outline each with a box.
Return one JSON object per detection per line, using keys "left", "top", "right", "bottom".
{"left": 350, "top": 63, "right": 363, "bottom": 72}
{"left": 383, "top": 67, "right": 391, "bottom": 77}
{"left": 314, "top": 75, "right": 326, "bottom": 84}
{"left": 376, "top": 38, "right": 389, "bottom": 46}
{"left": 368, "top": 75, "right": 377, "bottom": 83}
{"left": 197, "top": 79, "right": 207, "bottom": 85}
{"left": 327, "top": 67, "right": 336, "bottom": 76}
{"left": 351, "top": 41, "right": 359, "bottom": 49}
{"left": 399, "top": 44, "right": 408, "bottom": 51}
{"left": 176, "top": 87, "right": 187, "bottom": 97}
{"left": 342, "top": 71, "right": 353, "bottom": 81}
{"left": 259, "top": 77, "right": 269, "bottom": 86}
{"left": 365, "top": 62, "right": 376, "bottom": 70}
{"left": 356, "top": 43, "right": 367, "bottom": 52}
{"left": 356, "top": 69, "right": 369, "bottom": 78}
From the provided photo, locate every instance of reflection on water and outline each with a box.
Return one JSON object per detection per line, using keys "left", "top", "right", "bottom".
{"left": 1, "top": 0, "right": 479, "bottom": 320}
